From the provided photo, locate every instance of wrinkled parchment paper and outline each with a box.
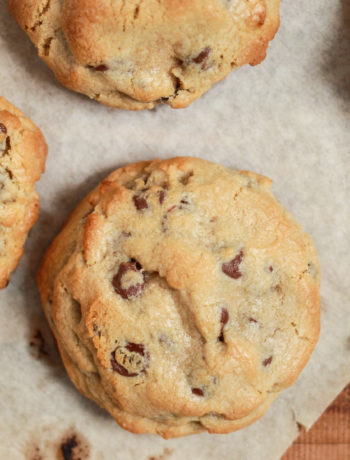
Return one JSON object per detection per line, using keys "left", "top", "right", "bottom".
{"left": 0, "top": 1, "right": 349, "bottom": 459}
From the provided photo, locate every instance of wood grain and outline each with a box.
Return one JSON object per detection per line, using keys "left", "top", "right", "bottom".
{"left": 282, "top": 384, "right": 350, "bottom": 460}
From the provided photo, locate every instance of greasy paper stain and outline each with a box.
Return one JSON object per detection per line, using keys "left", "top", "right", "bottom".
{"left": 58, "top": 431, "right": 90, "bottom": 460}
{"left": 28, "top": 323, "right": 63, "bottom": 371}
{"left": 24, "top": 428, "right": 90, "bottom": 460}
{"left": 148, "top": 447, "right": 173, "bottom": 460}
{"left": 29, "top": 329, "right": 49, "bottom": 359}
{"left": 24, "top": 444, "right": 43, "bottom": 460}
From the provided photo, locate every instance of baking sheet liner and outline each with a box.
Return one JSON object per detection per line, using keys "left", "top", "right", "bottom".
{"left": 0, "top": 1, "right": 349, "bottom": 459}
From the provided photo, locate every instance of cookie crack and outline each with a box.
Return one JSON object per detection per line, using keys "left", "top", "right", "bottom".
{"left": 39, "top": 28, "right": 61, "bottom": 57}
{"left": 1, "top": 136, "right": 11, "bottom": 157}
{"left": 233, "top": 186, "right": 244, "bottom": 201}
{"left": 29, "top": 0, "right": 51, "bottom": 32}
{"left": 290, "top": 322, "right": 312, "bottom": 343}
{"left": 133, "top": 0, "right": 144, "bottom": 20}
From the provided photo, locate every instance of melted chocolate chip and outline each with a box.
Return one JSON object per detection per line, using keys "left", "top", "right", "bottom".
{"left": 133, "top": 195, "right": 148, "bottom": 211}
{"left": 191, "top": 387, "right": 204, "bottom": 396}
{"left": 249, "top": 317, "right": 258, "bottom": 323}
{"left": 111, "top": 342, "right": 150, "bottom": 377}
{"left": 263, "top": 356, "right": 273, "bottom": 367}
{"left": 222, "top": 249, "right": 244, "bottom": 279}
{"left": 112, "top": 261, "right": 146, "bottom": 299}
{"left": 125, "top": 342, "right": 145, "bottom": 354}
{"left": 218, "top": 308, "right": 229, "bottom": 342}
{"left": 0, "top": 123, "right": 7, "bottom": 134}
{"left": 88, "top": 64, "right": 108, "bottom": 71}
{"left": 269, "top": 266, "right": 274, "bottom": 272}
{"left": 159, "top": 190, "right": 165, "bottom": 204}
{"left": 192, "top": 47, "right": 211, "bottom": 65}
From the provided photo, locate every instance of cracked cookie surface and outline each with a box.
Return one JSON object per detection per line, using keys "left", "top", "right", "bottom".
{"left": 8, "top": 0, "right": 280, "bottom": 110}
{"left": 0, "top": 97, "right": 47, "bottom": 289}
{"left": 37, "top": 157, "right": 320, "bottom": 437}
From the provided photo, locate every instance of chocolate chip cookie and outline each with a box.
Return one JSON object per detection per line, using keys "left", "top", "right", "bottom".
{"left": 8, "top": 0, "right": 280, "bottom": 110}
{"left": 0, "top": 97, "right": 47, "bottom": 289}
{"left": 37, "top": 157, "right": 320, "bottom": 437}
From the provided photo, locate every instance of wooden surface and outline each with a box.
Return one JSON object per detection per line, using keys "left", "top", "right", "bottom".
{"left": 281, "top": 384, "right": 350, "bottom": 460}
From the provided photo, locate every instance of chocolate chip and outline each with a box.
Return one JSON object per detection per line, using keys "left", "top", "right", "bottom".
{"left": 249, "top": 317, "right": 258, "bottom": 323}
{"left": 159, "top": 190, "right": 165, "bottom": 204}
{"left": 191, "top": 387, "right": 204, "bottom": 396}
{"left": 0, "top": 123, "right": 7, "bottom": 134}
{"left": 133, "top": 195, "right": 148, "bottom": 211}
{"left": 88, "top": 64, "right": 108, "bottom": 71}
{"left": 263, "top": 356, "right": 273, "bottom": 367}
{"left": 222, "top": 249, "right": 244, "bottom": 279}
{"left": 218, "top": 308, "right": 229, "bottom": 342}
{"left": 111, "top": 342, "right": 150, "bottom": 377}
{"left": 167, "top": 205, "right": 177, "bottom": 213}
{"left": 269, "top": 266, "right": 274, "bottom": 272}
{"left": 192, "top": 47, "right": 211, "bottom": 65}
{"left": 112, "top": 261, "right": 146, "bottom": 299}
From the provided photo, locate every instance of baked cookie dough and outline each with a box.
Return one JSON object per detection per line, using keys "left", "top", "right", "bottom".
{"left": 0, "top": 97, "right": 47, "bottom": 289}
{"left": 37, "top": 157, "right": 320, "bottom": 437}
{"left": 8, "top": 0, "right": 280, "bottom": 110}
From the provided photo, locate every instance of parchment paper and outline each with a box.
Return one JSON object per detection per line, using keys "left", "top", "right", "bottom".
{"left": 0, "top": 1, "right": 349, "bottom": 459}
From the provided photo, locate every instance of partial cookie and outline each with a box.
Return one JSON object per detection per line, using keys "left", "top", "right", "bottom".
{"left": 37, "top": 157, "right": 320, "bottom": 438}
{"left": 0, "top": 97, "right": 47, "bottom": 289}
{"left": 8, "top": 0, "right": 280, "bottom": 110}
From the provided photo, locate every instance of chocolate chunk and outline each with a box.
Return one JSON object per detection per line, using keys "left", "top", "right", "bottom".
{"left": 191, "top": 387, "right": 204, "bottom": 396}
{"left": 133, "top": 195, "right": 148, "bottom": 211}
{"left": 263, "top": 356, "right": 273, "bottom": 367}
{"left": 192, "top": 47, "right": 211, "bottom": 65}
{"left": 222, "top": 249, "right": 244, "bottom": 279}
{"left": 111, "top": 342, "right": 150, "bottom": 377}
{"left": 159, "top": 190, "right": 165, "bottom": 204}
{"left": 112, "top": 261, "right": 146, "bottom": 299}
{"left": 88, "top": 64, "right": 108, "bottom": 71}
{"left": 0, "top": 123, "right": 7, "bottom": 134}
{"left": 218, "top": 307, "right": 229, "bottom": 342}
